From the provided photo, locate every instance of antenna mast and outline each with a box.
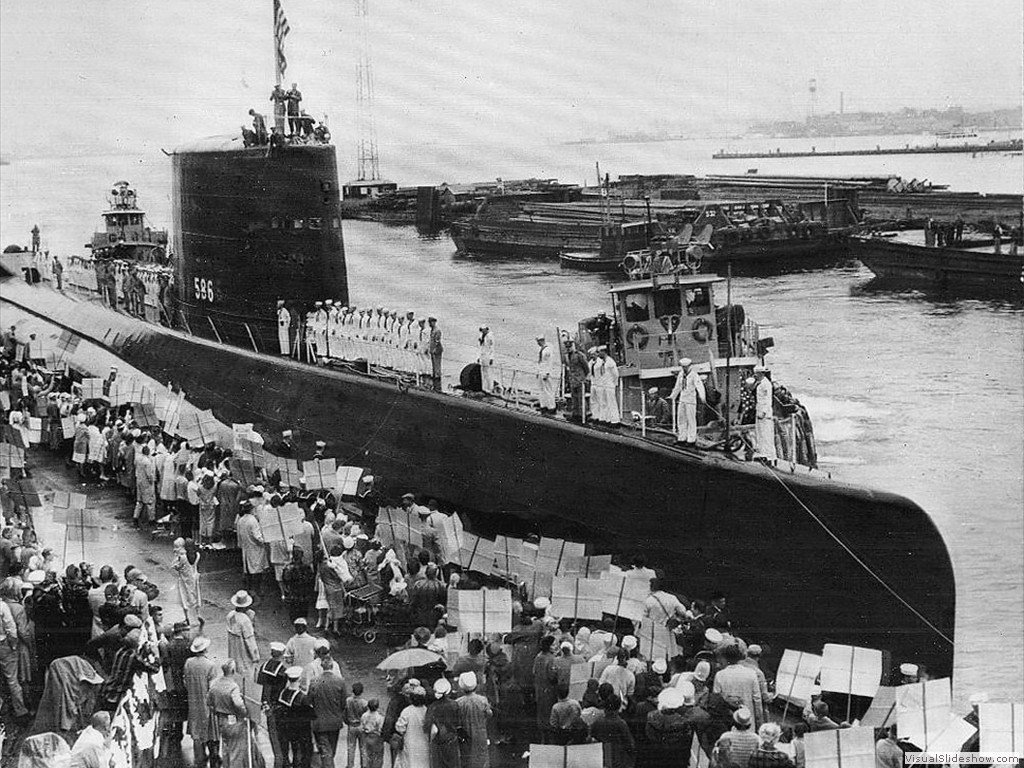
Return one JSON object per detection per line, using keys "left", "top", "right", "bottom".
{"left": 355, "top": 0, "right": 380, "bottom": 181}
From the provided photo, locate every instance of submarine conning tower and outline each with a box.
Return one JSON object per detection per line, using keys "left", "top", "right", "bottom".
{"left": 171, "top": 136, "right": 348, "bottom": 351}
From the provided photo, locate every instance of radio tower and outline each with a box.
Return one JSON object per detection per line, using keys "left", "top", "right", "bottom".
{"left": 808, "top": 78, "right": 818, "bottom": 121}
{"left": 355, "top": 0, "right": 380, "bottom": 181}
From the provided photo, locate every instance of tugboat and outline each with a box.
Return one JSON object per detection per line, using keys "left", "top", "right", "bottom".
{"left": 58, "top": 181, "right": 174, "bottom": 322}
{"left": 89, "top": 181, "right": 168, "bottom": 261}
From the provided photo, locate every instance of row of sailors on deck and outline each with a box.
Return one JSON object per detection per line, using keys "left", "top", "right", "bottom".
{"left": 277, "top": 301, "right": 443, "bottom": 382}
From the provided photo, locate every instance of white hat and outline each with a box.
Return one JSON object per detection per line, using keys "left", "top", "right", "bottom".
{"left": 680, "top": 357, "right": 692, "bottom": 366}
{"left": 657, "top": 687, "right": 685, "bottom": 710}
{"left": 535, "top": 334, "right": 546, "bottom": 341}
{"left": 747, "top": 644, "right": 762, "bottom": 657}
{"left": 621, "top": 635, "right": 638, "bottom": 651}
{"left": 293, "top": 617, "right": 308, "bottom": 625}
{"left": 190, "top": 636, "right": 211, "bottom": 653}
{"left": 677, "top": 679, "right": 696, "bottom": 704}
{"left": 270, "top": 642, "right": 287, "bottom": 653}
{"left": 434, "top": 677, "right": 452, "bottom": 695}
{"left": 285, "top": 666, "right": 303, "bottom": 680}
{"left": 560, "top": 641, "right": 574, "bottom": 652}
{"left": 230, "top": 591, "right": 253, "bottom": 609}
{"left": 458, "top": 672, "right": 477, "bottom": 691}
{"left": 704, "top": 628, "right": 723, "bottom": 645}
{"left": 693, "top": 660, "right": 712, "bottom": 682}
{"left": 652, "top": 658, "right": 668, "bottom": 674}
{"left": 282, "top": 430, "right": 293, "bottom": 437}
{"left": 900, "top": 663, "right": 919, "bottom": 677}
{"left": 534, "top": 596, "right": 550, "bottom": 610}
{"left": 647, "top": 387, "right": 659, "bottom": 395}
{"left": 314, "top": 638, "right": 331, "bottom": 650}
{"left": 315, "top": 440, "right": 326, "bottom": 449}
{"left": 342, "top": 536, "right": 356, "bottom": 550}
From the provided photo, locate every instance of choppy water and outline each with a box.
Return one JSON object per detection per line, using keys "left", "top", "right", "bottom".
{"left": 1, "top": 142, "right": 1021, "bottom": 707}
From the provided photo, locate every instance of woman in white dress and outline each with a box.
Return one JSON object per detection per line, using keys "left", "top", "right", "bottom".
{"left": 171, "top": 537, "right": 202, "bottom": 624}
{"left": 395, "top": 687, "right": 430, "bottom": 768}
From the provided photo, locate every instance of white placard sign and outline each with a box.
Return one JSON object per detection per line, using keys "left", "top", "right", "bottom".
{"left": 819, "top": 643, "right": 883, "bottom": 697}
{"left": 775, "top": 650, "right": 822, "bottom": 708}
{"left": 979, "top": 702, "right": 1023, "bottom": 754}
{"left": 804, "top": 726, "right": 875, "bottom": 768}
{"left": 896, "top": 677, "right": 953, "bottom": 751}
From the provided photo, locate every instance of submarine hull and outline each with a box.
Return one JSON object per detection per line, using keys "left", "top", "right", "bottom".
{"left": 1, "top": 275, "right": 955, "bottom": 678}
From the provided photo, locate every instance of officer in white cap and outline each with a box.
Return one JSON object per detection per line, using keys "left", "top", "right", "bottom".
{"left": 535, "top": 334, "right": 556, "bottom": 413}
{"left": 670, "top": 357, "right": 705, "bottom": 445}
{"left": 754, "top": 365, "right": 778, "bottom": 463}
{"left": 277, "top": 299, "right": 292, "bottom": 355}
{"left": 478, "top": 324, "right": 495, "bottom": 393}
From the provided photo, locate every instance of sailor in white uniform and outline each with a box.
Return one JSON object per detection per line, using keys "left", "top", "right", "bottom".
{"left": 276, "top": 300, "right": 291, "bottom": 355}
{"left": 591, "top": 346, "right": 620, "bottom": 424}
{"left": 305, "top": 305, "right": 319, "bottom": 362}
{"left": 478, "top": 325, "right": 495, "bottom": 393}
{"left": 313, "top": 301, "right": 329, "bottom": 361}
{"left": 754, "top": 367, "right": 778, "bottom": 463}
{"left": 670, "top": 357, "right": 705, "bottom": 444}
{"left": 536, "top": 335, "right": 556, "bottom": 413}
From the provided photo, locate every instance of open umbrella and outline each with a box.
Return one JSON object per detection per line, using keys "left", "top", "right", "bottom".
{"left": 377, "top": 647, "right": 447, "bottom": 670}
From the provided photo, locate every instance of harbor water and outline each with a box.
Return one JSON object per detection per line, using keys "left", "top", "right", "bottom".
{"left": 0, "top": 141, "right": 1021, "bottom": 706}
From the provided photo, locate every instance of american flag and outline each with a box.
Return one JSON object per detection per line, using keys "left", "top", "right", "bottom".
{"left": 274, "top": 0, "right": 291, "bottom": 81}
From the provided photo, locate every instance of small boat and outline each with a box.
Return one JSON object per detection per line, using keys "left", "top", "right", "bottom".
{"left": 851, "top": 229, "right": 1024, "bottom": 295}
{"left": 558, "top": 250, "right": 623, "bottom": 272}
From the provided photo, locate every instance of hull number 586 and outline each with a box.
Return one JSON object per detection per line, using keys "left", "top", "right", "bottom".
{"left": 194, "top": 277, "right": 215, "bottom": 302}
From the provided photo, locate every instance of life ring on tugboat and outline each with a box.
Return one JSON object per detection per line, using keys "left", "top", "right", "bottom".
{"left": 626, "top": 324, "right": 649, "bottom": 350}
{"left": 691, "top": 317, "right": 714, "bottom": 343}
{"left": 622, "top": 253, "right": 641, "bottom": 275}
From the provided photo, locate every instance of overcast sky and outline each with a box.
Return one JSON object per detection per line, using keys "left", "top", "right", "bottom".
{"left": 2, "top": 0, "right": 1021, "bottom": 158}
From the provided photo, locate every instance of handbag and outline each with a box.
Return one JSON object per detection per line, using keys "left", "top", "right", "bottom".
{"left": 389, "top": 733, "right": 404, "bottom": 752}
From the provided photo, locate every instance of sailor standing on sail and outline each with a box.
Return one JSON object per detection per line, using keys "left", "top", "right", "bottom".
{"left": 536, "top": 335, "right": 556, "bottom": 413}
{"left": 478, "top": 325, "right": 495, "bottom": 393}
{"left": 277, "top": 300, "right": 291, "bottom": 356}
{"left": 670, "top": 358, "right": 705, "bottom": 445}
{"left": 754, "top": 367, "right": 778, "bottom": 463}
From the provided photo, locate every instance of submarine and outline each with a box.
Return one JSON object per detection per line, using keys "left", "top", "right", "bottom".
{"left": 0, "top": 132, "right": 955, "bottom": 680}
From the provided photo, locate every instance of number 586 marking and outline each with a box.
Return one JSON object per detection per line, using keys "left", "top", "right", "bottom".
{"left": 193, "top": 277, "right": 215, "bottom": 302}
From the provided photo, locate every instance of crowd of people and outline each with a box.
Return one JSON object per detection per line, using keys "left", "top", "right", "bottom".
{"left": 2, "top": 325, "right": 938, "bottom": 768}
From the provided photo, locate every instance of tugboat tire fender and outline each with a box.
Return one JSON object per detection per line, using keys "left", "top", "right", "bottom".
{"left": 626, "top": 324, "right": 649, "bottom": 350}
{"left": 692, "top": 317, "right": 714, "bottom": 343}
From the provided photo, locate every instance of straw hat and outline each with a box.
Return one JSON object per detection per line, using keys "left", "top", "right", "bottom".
{"left": 190, "top": 636, "right": 211, "bottom": 653}
{"left": 230, "top": 591, "right": 253, "bottom": 609}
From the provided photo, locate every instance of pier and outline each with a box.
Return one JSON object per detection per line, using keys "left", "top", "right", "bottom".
{"left": 712, "top": 138, "right": 1023, "bottom": 160}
